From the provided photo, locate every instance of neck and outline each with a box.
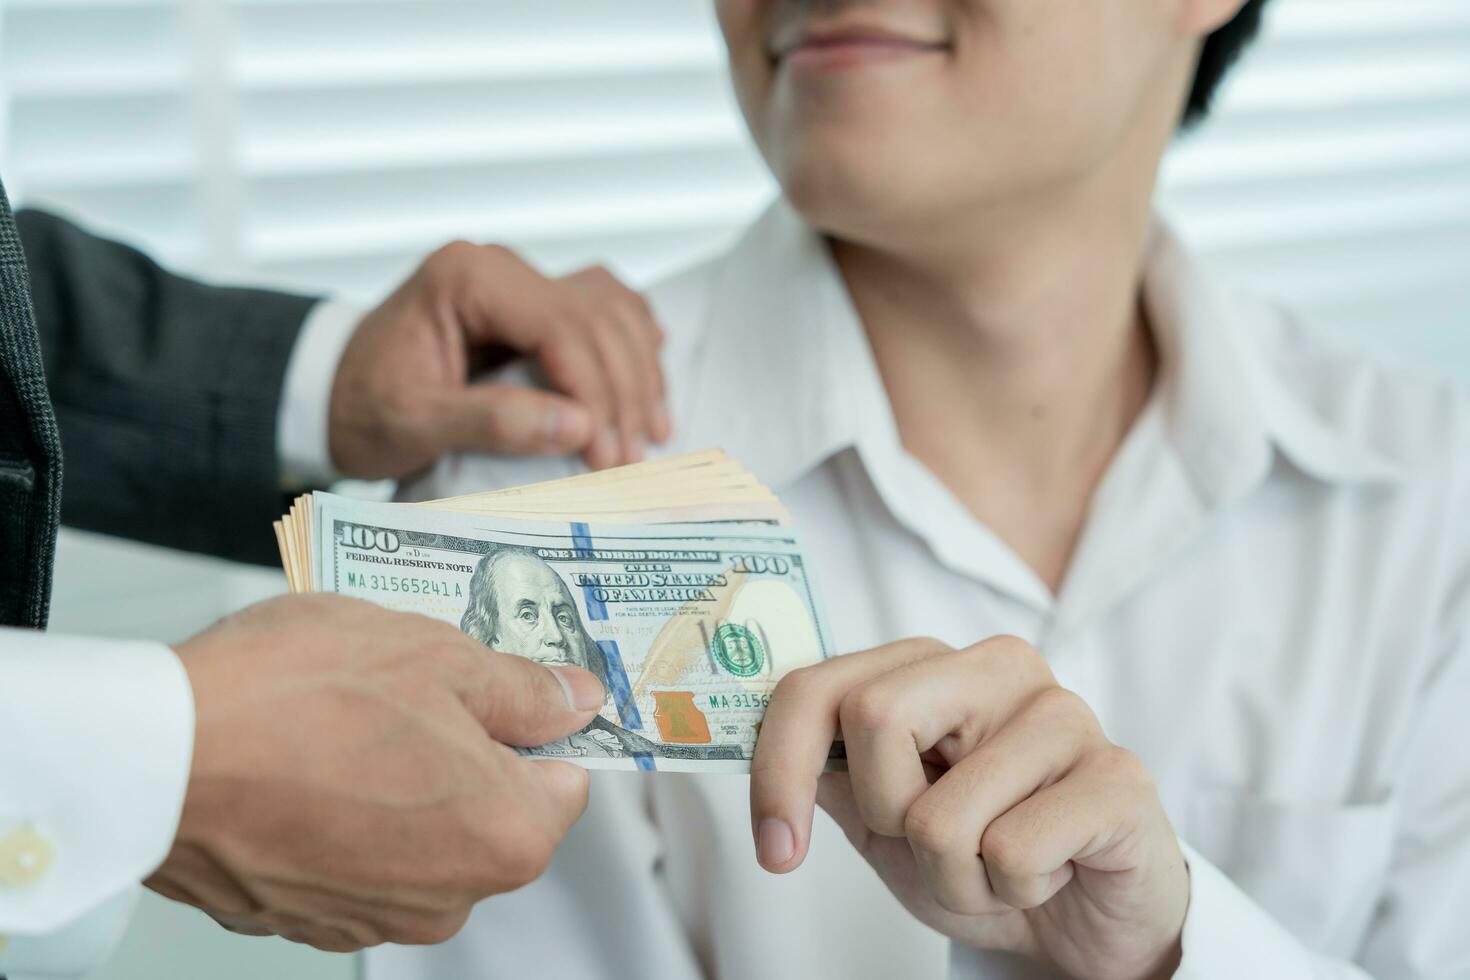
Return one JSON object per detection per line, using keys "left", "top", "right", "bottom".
{"left": 831, "top": 154, "right": 1162, "bottom": 592}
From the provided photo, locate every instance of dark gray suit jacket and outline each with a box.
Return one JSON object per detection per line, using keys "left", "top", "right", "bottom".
{"left": 0, "top": 178, "right": 318, "bottom": 630}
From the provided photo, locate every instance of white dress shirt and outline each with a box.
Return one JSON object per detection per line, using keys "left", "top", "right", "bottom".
{"left": 371, "top": 201, "right": 1470, "bottom": 979}
{"left": 0, "top": 299, "right": 359, "bottom": 979}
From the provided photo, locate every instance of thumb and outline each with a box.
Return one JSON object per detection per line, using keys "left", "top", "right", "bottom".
{"left": 462, "top": 649, "right": 605, "bottom": 746}
{"left": 431, "top": 383, "right": 594, "bottom": 456}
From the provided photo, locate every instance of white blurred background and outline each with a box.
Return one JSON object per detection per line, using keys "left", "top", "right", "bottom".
{"left": 1, "top": 1, "right": 1468, "bottom": 977}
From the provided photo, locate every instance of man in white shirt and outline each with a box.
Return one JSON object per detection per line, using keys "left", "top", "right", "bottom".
{"left": 0, "top": 192, "right": 670, "bottom": 977}
{"left": 375, "top": 0, "right": 1470, "bottom": 977}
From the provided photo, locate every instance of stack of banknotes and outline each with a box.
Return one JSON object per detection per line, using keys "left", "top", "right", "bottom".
{"left": 274, "top": 451, "right": 835, "bottom": 772}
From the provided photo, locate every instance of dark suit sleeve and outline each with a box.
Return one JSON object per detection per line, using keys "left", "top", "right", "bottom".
{"left": 16, "top": 209, "right": 321, "bottom": 566}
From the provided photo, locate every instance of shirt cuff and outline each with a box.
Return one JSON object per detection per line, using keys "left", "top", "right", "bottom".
{"left": 0, "top": 630, "right": 194, "bottom": 976}
{"left": 1, "top": 887, "right": 140, "bottom": 979}
{"left": 1173, "top": 839, "right": 1321, "bottom": 978}
{"left": 277, "top": 299, "right": 365, "bottom": 488}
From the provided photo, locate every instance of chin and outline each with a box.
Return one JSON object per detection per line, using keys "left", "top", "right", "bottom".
{"left": 775, "top": 153, "right": 945, "bottom": 249}
{"left": 771, "top": 137, "right": 880, "bottom": 225}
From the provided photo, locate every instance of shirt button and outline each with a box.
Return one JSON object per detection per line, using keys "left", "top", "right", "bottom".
{"left": 0, "top": 829, "right": 54, "bottom": 887}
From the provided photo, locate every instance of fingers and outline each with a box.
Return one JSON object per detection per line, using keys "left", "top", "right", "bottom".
{"left": 792, "top": 628, "right": 1161, "bottom": 924}
{"left": 903, "top": 688, "right": 1098, "bottom": 915}
{"left": 586, "top": 310, "right": 646, "bottom": 464}
{"left": 839, "top": 640, "right": 1057, "bottom": 838}
{"left": 428, "top": 383, "right": 594, "bottom": 457}
{"left": 538, "top": 333, "right": 620, "bottom": 468}
{"left": 461, "top": 748, "right": 590, "bottom": 895}
{"left": 519, "top": 758, "right": 593, "bottom": 841}
{"left": 611, "top": 284, "right": 669, "bottom": 446}
{"left": 272, "top": 922, "right": 369, "bottom": 954}
{"left": 206, "top": 912, "right": 273, "bottom": 938}
{"left": 556, "top": 265, "right": 668, "bottom": 468}
{"left": 144, "top": 844, "right": 260, "bottom": 918}
{"left": 749, "top": 637, "right": 950, "bottom": 873}
{"left": 749, "top": 635, "right": 1057, "bottom": 874}
{"left": 438, "top": 245, "right": 668, "bottom": 470}
{"left": 979, "top": 747, "right": 1156, "bottom": 910}
{"left": 813, "top": 771, "right": 892, "bottom": 863}
{"left": 458, "top": 647, "right": 604, "bottom": 746}
{"left": 215, "top": 907, "right": 383, "bottom": 952}
{"left": 562, "top": 266, "right": 647, "bottom": 464}
{"left": 345, "top": 243, "right": 669, "bottom": 478}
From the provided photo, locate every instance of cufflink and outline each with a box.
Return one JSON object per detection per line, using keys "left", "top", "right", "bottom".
{"left": 0, "top": 829, "right": 53, "bottom": 888}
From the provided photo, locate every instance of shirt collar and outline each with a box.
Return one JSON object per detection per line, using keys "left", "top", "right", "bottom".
{"left": 682, "top": 200, "right": 1404, "bottom": 505}
{"left": 1142, "top": 221, "right": 1403, "bottom": 504}
{"left": 683, "top": 201, "right": 890, "bottom": 492}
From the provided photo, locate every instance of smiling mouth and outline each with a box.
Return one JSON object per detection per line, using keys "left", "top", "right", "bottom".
{"left": 772, "top": 28, "right": 950, "bottom": 71}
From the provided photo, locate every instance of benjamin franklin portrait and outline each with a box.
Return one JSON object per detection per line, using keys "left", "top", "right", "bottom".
{"left": 459, "top": 543, "right": 741, "bottom": 762}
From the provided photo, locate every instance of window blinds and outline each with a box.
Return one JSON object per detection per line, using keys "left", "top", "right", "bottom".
{"left": 3, "top": 0, "right": 1467, "bottom": 360}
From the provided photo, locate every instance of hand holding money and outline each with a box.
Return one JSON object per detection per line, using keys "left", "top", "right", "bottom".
{"left": 151, "top": 593, "right": 602, "bottom": 951}
{"left": 749, "top": 637, "right": 1188, "bottom": 980}
{"left": 275, "top": 451, "right": 838, "bottom": 771}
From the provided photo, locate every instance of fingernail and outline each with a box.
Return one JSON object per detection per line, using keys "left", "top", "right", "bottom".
{"left": 651, "top": 404, "right": 672, "bottom": 443}
{"left": 550, "top": 665, "right": 605, "bottom": 712}
{"left": 590, "top": 428, "right": 619, "bottom": 467}
{"left": 756, "top": 817, "right": 795, "bottom": 868}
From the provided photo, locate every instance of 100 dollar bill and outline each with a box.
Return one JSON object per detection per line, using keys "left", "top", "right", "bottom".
{"left": 314, "top": 494, "right": 835, "bottom": 772}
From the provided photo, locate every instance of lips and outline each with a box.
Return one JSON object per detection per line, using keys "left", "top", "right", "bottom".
{"left": 771, "top": 25, "right": 949, "bottom": 71}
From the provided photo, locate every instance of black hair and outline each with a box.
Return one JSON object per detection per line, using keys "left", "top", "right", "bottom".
{"left": 1183, "top": 0, "right": 1270, "bottom": 128}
